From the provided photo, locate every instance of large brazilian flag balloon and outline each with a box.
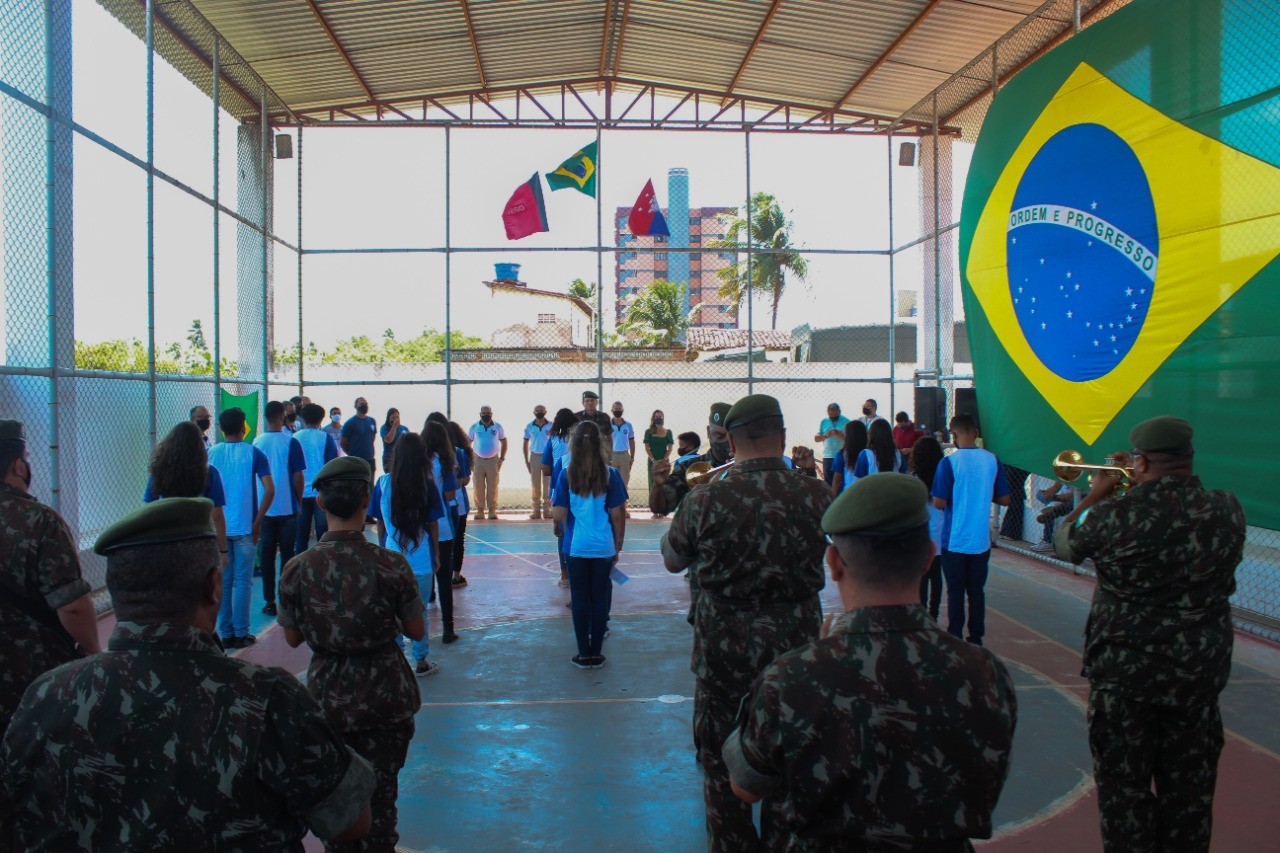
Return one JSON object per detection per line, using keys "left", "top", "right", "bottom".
{"left": 961, "top": 0, "right": 1280, "bottom": 529}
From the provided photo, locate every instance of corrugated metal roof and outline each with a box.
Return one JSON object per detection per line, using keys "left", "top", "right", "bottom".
{"left": 100, "top": 0, "right": 1127, "bottom": 127}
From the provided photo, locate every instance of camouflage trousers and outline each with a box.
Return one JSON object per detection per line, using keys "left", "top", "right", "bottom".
{"left": 1088, "top": 687, "right": 1223, "bottom": 853}
{"left": 695, "top": 679, "right": 785, "bottom": 853}
{"left": 326, "top": 717, "right": 415, "bottom": 853}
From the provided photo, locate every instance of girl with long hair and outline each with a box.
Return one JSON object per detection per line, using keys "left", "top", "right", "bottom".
{"left": 829, "top": 420, "right": 868, "bottom": 494}
{"left": 643, "top": 409, "right": 674, "bottom": 517}
{"left": 421, "top": 420, "right": 460, "bottom": 640}
{"left": 911, "top": 436, "right": 945, "bottom": 621}
{"left": 380, "top": 407, "right": 409, "bottom": 473}
{"left": 550, "top": 422, "right": 627, "bottom": 669}
{"left": 145, "top": 421, "right": 227, "bottom": 561}
{"left": 429, "top": 412, "right": 475, "bottom": 588}
{"left": 854, "top": 419, "right": 906, "bottom": 478}
{"left": 371, "top": 433, "right": 446, "bottom": 676}
{"left": 541, "top": 408, "right": 578, "bottom": 588}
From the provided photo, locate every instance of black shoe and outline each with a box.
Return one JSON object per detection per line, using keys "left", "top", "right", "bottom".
{"left": 442, "top": 631, "right": 460, "bottom": 644}
{"left": 229, "top": 634, "right": 256, "bottom": 650}
{"left": 571, "top": 655, "right": 592, "bottom": 670}
{"left": 452, "top": 574, "right": 468, "bottom": 587}
{"left": 262, "top": 602, "right": 277, "bottom": 616}
{"left": 591, "top": 655, "right": 607, "bottom": 668}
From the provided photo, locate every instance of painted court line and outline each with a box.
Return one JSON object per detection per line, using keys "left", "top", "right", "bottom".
{"left": 420, "top": 694, "right": 693, "bottom": 709}
{"left": 463, "top": 533, "right": 559, "bottom": 574}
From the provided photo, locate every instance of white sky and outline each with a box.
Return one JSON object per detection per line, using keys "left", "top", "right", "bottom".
{"left": 3, "top": 2, "right": 973, "bottom": 357}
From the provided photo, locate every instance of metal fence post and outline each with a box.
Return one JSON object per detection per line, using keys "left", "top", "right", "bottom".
{"left": 212, "top": 38, "right": 221, "bottom": 421}
{"left": 595, "top": 124, "right": 604, "bottom": 398}
{"left": 297, "top": 125, "right": 303, "bottom": 395}
{"left": 445, "top": 125, "right": 452, "bottom": 417}
{"left": 887, "top": 131, "right": 896, "bottom": 416}
{"left": 260, "top": 86, "right": 269, "bottom": 395}
{"left": 145, "top": 0, "right": 157, "bottom": 450}
{"left": 932, "top": 95, "right": 941, "bottom": 383}
{"left": 745, "top": 128, "right": 753, "bottom": 392}
{"left": 43, "top": 0, "right": 60, "bottom": 510}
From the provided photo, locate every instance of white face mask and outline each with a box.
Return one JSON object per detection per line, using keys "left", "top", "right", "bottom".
{"left": 332, "top": 415, "right": 342, "bottom": 424}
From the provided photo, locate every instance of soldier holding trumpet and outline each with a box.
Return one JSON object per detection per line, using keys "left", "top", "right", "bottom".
{"left": 1053, "top": 416, "right": 1245, "bottom": 853}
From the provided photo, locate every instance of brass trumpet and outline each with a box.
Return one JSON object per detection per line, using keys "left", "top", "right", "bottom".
{"left": 685, "top": 459, "right": 735, "bottom": 486}
{"left": 1052, "top": 449, "right": 1133, "bottom": 493}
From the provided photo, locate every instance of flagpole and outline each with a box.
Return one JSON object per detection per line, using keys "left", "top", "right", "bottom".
{"left": 595, "top": 124, "right": 604, "bottom": 400}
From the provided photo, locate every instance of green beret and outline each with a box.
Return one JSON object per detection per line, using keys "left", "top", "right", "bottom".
{"left": 93, "top": 497, "right": 216, "bottom": 555}
{"left": 0, "top": 419, "right": 25, "bottom": 443}
{"left": 582, "top": 390, "right": 599, "bottom": 400}
{"left": 724, "top": 394, "right": 782, "bottom": 431}
{"left": 822, "top": 473, "right": 930, "bottom": 537}
{"left": 312, "top": 456, "right": 372, "bottom": 490}
{"left": 708, "top": 402, "right": 732, "bottom": 427}
{"left": 1129, "top": 415, "right": 1194, "bottom": 454}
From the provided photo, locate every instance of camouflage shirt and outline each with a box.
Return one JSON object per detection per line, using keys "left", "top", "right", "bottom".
{"left": 1056, "top": 474, "right": 1245, "bottom": 705}
{"left": 655, "top": 449, "right": 724, "bottom": 513}
{"left": 723, "top": 605, "right": 1018, "bottom": 851}
{"left": 662, "top": 457, "right": 832, "bottom": 692}
{"left": 0, "top": 621, "right": 375, "bottom": 850}
{"left": 0, "top": 482, "right": 90, "bottom": 728}
{"left": 278, "top": 530, "right": 424, "bottom": 732}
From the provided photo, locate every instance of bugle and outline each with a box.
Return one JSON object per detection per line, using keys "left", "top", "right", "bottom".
{"left": 1052, "top": 449, "right": 1133, "bottom": 494}
{"left": 685, "top": 459, "right": 734, "bottom": 487}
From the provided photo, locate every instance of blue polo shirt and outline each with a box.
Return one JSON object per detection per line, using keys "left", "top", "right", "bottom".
{"left": 609, "top": 420, "right": 635, "bottom": 453}
{"left": 143, "top": 468, "right": 226, "bottom": 507}
{"left": 468, "top": 421, "right": 506, "bottom": 459}
{"left": 295, "top": 428, "right": 339, "bottom": 499}
{"left": 371, "top": 473, "right": 445, "bottom": 575}
{"left": 552, "top": 467, "right": 628, "bottom": 558}
{"left": 207, "top": 441, "right": 271, "bottom": 537}
{"left": 341, "top": 415, "right": 378, "bottom": 462}
{"left": 380, "top": 423, "right": 409, "bottom": 467}
{"left": 819, "top": 415, "right": 850, "bottom": 459}
{"left": 930, "top": 447, "right": 1010, "bottom": 555}
{"left": 524, "top": 420, "right": 552, "bottom": 455}
{"left": 453, "top": 448, "right": 472, "bottom": 517}
{"left": 253, "top": 431, "right": 307, "bottom": 517}
{"left": 853, "top": 447, "right": 907, "bottom": 477}
{"left": 541, "top": 435, "right": 571, "bottom": 471}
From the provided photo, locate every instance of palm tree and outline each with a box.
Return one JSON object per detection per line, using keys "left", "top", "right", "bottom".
{"left": 618, "top": 279, "right": 701, "bottom": 346}
{"left": 567, "top": 278, "right": 596, "bottom": 301}
{"left": 710, "top": 192, "right": 807, "bottom": 330}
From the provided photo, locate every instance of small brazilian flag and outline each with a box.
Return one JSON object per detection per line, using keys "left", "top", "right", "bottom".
{"left": 217, "top": 388, "right": 260, "bottom": 443}
{"left": 961, "top": 0, "right": 1280, "bottom": 529}
{"left": 545, "top": 141, "right": 598, "bottom": 197}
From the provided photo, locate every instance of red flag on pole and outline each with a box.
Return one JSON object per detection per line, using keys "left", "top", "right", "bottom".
{"left": 628, "top": 178, "right": 670, "bottom": 236}
{"left": 502, "top": 174, "right": 550, "bottom": 240}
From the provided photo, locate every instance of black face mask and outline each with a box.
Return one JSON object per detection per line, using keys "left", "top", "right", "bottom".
{"left": 534, "top": 412, "right": 546, "bottom": 420}
{"left": 710, "top": 441, "right": 731, "bottom": 463}
{"left": 285, "top": 412, "right": 297, "bottom": 424}
{"left": 196, "top": 418, "right": 211, "bottom": 432}
{"left": 612, "top": 411, "right": 623, "bottom": 418}
{"left": 677, "top": 445, "right": 692, "bottom": 457}
{"left": 654, "top": 418, "right": 664, "bottom": 425}
{"left": 356, "top": 404, "right": 369, "bottom": 415}
{"left": 862, "top": 406, "right": 872, "bottom": 416}
{"left": 481, "top": 415, "right": 492, "bottom": 424}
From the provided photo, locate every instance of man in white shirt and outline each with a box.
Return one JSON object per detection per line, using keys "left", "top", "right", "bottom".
{"left": 523, "top": 406, "right": 552, "bottom": 520}
{"left": 468, "top": 406, "right": 507, "bottom": 521}
{"left": 608, "top": 401, "right": 636, "bottom": 487}
{"left": 190, "top": 405, "right": 212, "bottom": 449}
{"left": 859, "top": 398, "right": 888, "bottom": 428}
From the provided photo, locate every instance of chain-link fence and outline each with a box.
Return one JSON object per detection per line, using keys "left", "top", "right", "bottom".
{"left": 2, "top": 0, "right": 1276, "bottom": 636}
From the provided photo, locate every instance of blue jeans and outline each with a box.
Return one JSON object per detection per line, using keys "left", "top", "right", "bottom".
{"left": 941, "top": 549, "right": 991, "bottom": 644}
{"left": 260, "top": 514, "right": 297, "bottom": 605}
{"left": 219, "top": 535, "right": 256, "bottom": 639}
{"left": 294, "top": 497, "right": 328, "bottom": 553}
{"left": 400, "top": 572, "right": 433, "bottom": 663}
{"left": 567, "top": 556, "right": 612, "bottom": 657}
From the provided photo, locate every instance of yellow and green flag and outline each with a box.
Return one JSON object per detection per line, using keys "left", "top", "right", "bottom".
{"left": 545, "top": 141, "right": 598, "bottom": 197}
{"left": 217, "top": 388, "right": 260, "bottom": 442}
{"left": 961, "top": 0, "right": 1280, "bottom": 527}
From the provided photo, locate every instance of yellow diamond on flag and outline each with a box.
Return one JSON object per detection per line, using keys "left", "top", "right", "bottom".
{"left": 966, "top": 62, "right": 1280, "bottom": 443}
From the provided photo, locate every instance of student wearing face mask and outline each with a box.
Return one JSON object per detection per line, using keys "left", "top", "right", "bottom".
{"left": 674, "top": 433, "right": 701, "bottom": 466}
{"left": 649, "top": 403, "right": 733, "bottom": 518}
{"left": 608, "top": 401, "right": 636, "bottom": 492}
{"left": 324, "top": 407, "right": 345, "bottom": 454}
{"left": 643, "top": 410, "right": 674, "bottom": 517}
{"left": 341, "top": 397, "right": 378, "bottom": 472}
{"left": 467, "top": 406, "right": 507, "bottom": 521}
{"left": 523, "top": 406, "right": 552, "bottom": 519}
{"left": 858, "top": 398, "right": 888, "bottom": 428}
{"left": 190, "top": 405, "right": 213, "bottom": 448}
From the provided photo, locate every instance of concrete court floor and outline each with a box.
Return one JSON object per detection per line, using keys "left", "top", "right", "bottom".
{"left": 92, "top": 517, "right": 1280, "bottom": 851}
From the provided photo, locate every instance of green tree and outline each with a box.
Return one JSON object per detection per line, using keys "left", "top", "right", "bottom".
{"left": 617, "top": 279, "right": 701, "bottom": 347}
{"left": 76, "top": 319, "right": 237, "bottom": 376}
{"left": 274, "top": 328, "right": 486, "bottom": 365}
{"left": 710, "top": 192, "right": 808, "bottom": 330}
{"left": 568, "top": 278, "right": 596, "bottom": 301}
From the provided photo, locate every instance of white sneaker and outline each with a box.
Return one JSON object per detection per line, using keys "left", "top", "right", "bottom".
{"left": 1030, "top": 541, "right": 1054, "bottom": 554}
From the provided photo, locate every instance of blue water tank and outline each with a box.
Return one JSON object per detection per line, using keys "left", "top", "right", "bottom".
{"left": 495, "top": 263, "right": 521, "bottom": 281}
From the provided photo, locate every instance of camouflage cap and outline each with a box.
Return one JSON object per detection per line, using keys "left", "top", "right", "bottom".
{"left": 312, "top": 455, "right": 372, "bottom": 490}
{"left": 582, "top": 390, "right": 600, "bottom": 400}
{"left": 93, "top": 497, "right": 216, "bottom": 555}
{"left": 725, "top": 394, "right": 783, "bottom": 431}
{"left": 0, "top": 419, "right": 25, "bottom": 443}
{"left": 822, "top": 473, "right": 930, "bottom": 537}
{"left": 708, "top": 402, "right": 732, "bottom": 427}
{"left": 1129, "top": 415, "right": 1193, "bottom": 454}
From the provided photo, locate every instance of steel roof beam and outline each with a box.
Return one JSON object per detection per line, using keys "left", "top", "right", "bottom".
{"left": 141, "top": 2, "right": 257, "bottom": 115}
{"left": 833, "top": 0, "right": 944, "bottom": 112}
{"left": 723, "top": 0, "right": 784, "bottom": 105}
{"left": 458, "top": 0, "right": 488, "bottom": 89}
{"left": 303, "top": 0, "right": 375, "bottom": 103}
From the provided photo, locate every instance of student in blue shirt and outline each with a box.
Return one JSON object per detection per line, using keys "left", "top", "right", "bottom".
{"left": 911, "top": 436, "right": 946, "bottom": 621}
{"left": 340, "top": 396, "right": 378, "bottom": 470}
{"left": 371, "top": 433, "right": 446, "bottom": 677}
{"left": 930, "top": 414, "right": 1012, "bottom": 646}
{"left": 379, "top": 408, "right": 409, "bottom": 474}
{"left": 674, "top": 432, "right": 701, "bottom": 467}
{"left": 540, "top": 409, "right": 578, "bottom": 588}
{"left": 143, "top": 421, "right": 227, "bottom": 558}
{"left": 253, "top": 401, "right": 307, "bottom": 617}
{"left": 293, "top": 403, "right": 339, "bottom": 554}
{"left": 440, "top": 418, "right": 474, "bottom": 588}
{"left": 853, "top": 419, "right": 908, "bottom": 479}
{"left": 552, "top": 422, "right": 627, "bottom": 670}
{"left": 207, "top": 407, "right": 274, "bottom": 648}
{"left": 829, "top": 420, "right": 868, "bottom": 495}
{"left": 422, "top": 421, "right": 461, "bottom": 641}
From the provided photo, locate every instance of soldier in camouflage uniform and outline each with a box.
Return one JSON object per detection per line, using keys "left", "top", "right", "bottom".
{"left": 1055, "top": 416, "right": 1245, "bottom": 853}
{"left": 661, "top": 395, "right": 831, "bottom": 852}
{"left": 647, "top": 401, "right": 733, "bottom": 517}
{"left": 0, "top": 419, "right": 101, "bottom": 736}
{"left": 724, "top": 473, "right": 1018, "bottom": 851}
{"left": 279, "top": 456, "right": 425, "bottom": 853}
{"left": 0, "top": 497, "right": 375, "bottom": 850}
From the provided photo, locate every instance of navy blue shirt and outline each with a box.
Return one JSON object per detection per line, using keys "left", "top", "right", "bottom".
{"left": 341, "top": 415, "right": 378, "bottom": 462}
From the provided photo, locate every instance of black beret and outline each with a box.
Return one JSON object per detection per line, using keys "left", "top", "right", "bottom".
{"left": 312, "top": 456, "right": 373, "bottom": 490}
{"left": 582, "top": 390, "right": 600, "bottom": 400}
{"left": 724, "top": 394, "right": 783, "bottom": 431}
